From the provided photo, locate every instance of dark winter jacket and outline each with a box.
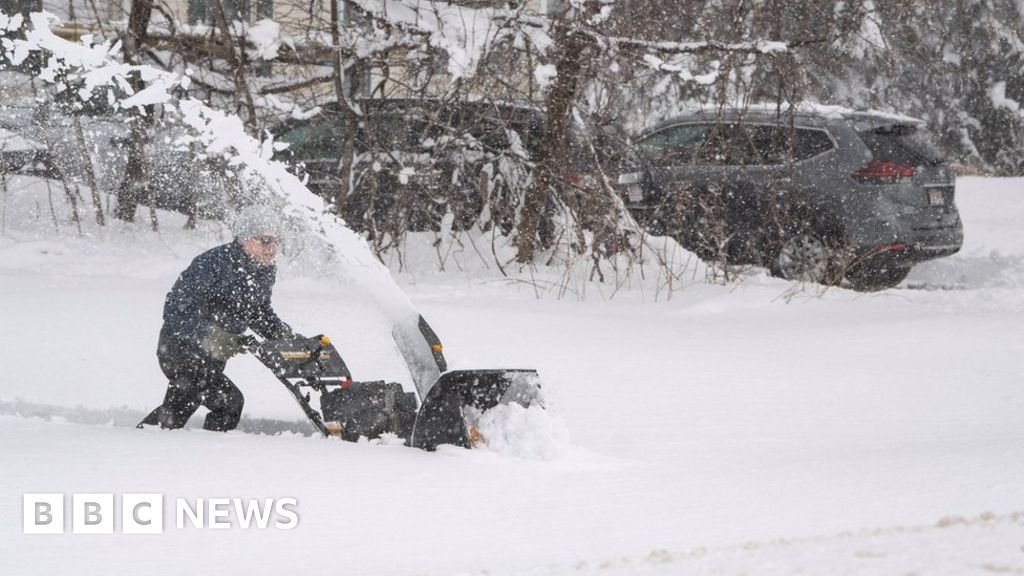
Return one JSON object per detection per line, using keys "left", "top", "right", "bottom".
{"left": 158, "top": 241, "right": 290, "bottom": 359}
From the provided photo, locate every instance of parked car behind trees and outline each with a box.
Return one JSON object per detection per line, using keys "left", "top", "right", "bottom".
{"left": 271, "top": 99, "right": 544, "bottom": 247}
{"left": 616, "top": 105, "right": 964, "bottom": 291}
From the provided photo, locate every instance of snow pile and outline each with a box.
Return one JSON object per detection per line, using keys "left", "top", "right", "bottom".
{"left": 467, "top": 402, "right": 572, "bottom": 461}
{"left": 375, "top": 225, "right": 712, "bottom": 302}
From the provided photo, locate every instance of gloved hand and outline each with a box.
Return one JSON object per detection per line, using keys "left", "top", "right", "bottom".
{"left": 237, "top": 334, "right": 260, "bottom": 350}
{"left": 202, "top": 326, "right": 258, "bottom": 361}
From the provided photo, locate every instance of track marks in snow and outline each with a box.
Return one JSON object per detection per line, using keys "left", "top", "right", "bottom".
{"left": 486, "top": 511, "right": 1024, "bottom": 576}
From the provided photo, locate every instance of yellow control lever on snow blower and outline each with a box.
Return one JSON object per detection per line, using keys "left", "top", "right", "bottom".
{"left": 324, "top": 421, "right": 344, "bottom": 437}
{"left": 319, "top": 336, "right": 332, "bottom": 346}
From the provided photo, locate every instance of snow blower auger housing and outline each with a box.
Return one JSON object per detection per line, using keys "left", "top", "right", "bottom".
{"left": 254, "top": 335, "right": 542, "bottom": 450}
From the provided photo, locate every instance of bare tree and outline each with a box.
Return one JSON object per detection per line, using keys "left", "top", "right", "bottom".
{"left": 114, "top": 0, "right": 155, "bottom": 224}
{"left": 514, "top": 2, "right": 593, "bottom": 263}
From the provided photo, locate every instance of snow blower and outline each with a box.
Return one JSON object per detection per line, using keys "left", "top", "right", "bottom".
{"left": 137, "top": 330, "right": 542, "bottom": 450}
{"left": 254, "top": 334, "right": 542, "bottom": 450}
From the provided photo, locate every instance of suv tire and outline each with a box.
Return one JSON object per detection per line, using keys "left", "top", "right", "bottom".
{"left": 770, "top": 233, "right": 841, "bottom": 285}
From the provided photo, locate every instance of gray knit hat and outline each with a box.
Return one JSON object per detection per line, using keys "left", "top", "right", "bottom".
{"left": 232, "top": 204, "right": 283, "bottom": 241}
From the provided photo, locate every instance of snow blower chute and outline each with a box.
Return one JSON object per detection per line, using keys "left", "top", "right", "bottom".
{"left": 252, "top": 329, "right": 542, "bottom": 450}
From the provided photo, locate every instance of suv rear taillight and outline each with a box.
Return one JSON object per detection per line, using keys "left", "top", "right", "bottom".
{"left": 561, "top": 169, "right": 598, "bottom": 192}
{"left": 851, "top": 160, "right": 915, "bottom": 184}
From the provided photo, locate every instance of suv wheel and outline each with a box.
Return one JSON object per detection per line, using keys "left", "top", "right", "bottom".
{"left": 771, "top": 233, "right": 838, "bottom": 284}
{"left": 843, "top": 260, "right": 911, "bottom": 291}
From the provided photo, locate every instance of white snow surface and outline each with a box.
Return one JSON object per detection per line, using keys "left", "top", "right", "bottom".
{"left": 1, "top": 177, "right": 1024, "bottom": 575}
{"left": 0, "top": 126, "right": 42, "bottom": 152}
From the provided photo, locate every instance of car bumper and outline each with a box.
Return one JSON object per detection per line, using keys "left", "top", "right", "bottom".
{"left": 856, "top": 221, "right": 963, "bottom": 266}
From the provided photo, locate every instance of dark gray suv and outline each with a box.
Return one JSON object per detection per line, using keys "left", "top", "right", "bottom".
{"left": 617, "top": 106, "right": 964, "bottom": 290}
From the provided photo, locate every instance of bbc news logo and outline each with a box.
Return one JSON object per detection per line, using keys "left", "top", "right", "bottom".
{"left": 23, "top": 494, "right": 299, "bottom": 534}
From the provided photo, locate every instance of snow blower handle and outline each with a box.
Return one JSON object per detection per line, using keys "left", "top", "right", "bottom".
{"left": 238, "top": 334, "right": 262, "bottom": 354}
{"left": 307, "top": 334, "right": 332, "bottom": 360}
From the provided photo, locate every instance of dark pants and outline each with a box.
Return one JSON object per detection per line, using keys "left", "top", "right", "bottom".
{"left": 154, "top": 351, "right": 245, "bottom": 432}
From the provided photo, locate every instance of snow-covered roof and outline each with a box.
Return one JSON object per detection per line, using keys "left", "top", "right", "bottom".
{"left": 665, "top": 102, "right": 924, "bottom": 123}
{"left": 638, "top": 102, "right": 926, "bottom": 135}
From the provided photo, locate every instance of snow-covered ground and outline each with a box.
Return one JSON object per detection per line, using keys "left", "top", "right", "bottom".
{"left": 1, "top": 176, "right": 1023, "bottom": 575}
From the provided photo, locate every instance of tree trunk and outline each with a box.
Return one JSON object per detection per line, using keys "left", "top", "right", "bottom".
{"left": 208, "top": 0, "right": 258, "bottom": 130}
{"left": 114, "top": 0, "right": 154, "bottom": 222}
{"left": 515, "top": 13, "right": 591, "bottom": 263}
{"left": 331, "top": 0, "right": 358, "bottom": 215}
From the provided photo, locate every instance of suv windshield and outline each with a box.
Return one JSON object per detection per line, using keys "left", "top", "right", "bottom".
{"left": 275, "top": 123, "right": 342, "bottom": 159}
{"left": 858, "top": 124, "right": 945, "bottom": 167}
{"left": 636, "top": 124, "right": 707, "bottom": 165}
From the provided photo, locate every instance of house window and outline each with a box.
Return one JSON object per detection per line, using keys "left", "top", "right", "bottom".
{"left": 0, "top": 0, "right": 39, "bottom": 17}
{"left": 188, "top": 0, "right": 273, "bottom": 25}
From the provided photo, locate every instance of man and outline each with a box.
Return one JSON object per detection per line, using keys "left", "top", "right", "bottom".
{"left": 140, "top": 205, "right": 298, "bottom": 431}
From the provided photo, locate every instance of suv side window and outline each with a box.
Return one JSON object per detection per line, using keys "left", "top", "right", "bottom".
{"left": 637, "top": 124, "right": 707, "bottom": 166}
{"left": 369, "top": 113, "right": 436, "bottom": 150}
{"left": 793, "top": 128, "right": 834, "bottom": 161}
{"left": 698, "top": 124, "right": 759, "bottom": 165}
{"left": 747, "top": 125, "right": 834, "bottom": 164}
{"left": 749, "top": 125, "right": 790, "bottom": 164}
